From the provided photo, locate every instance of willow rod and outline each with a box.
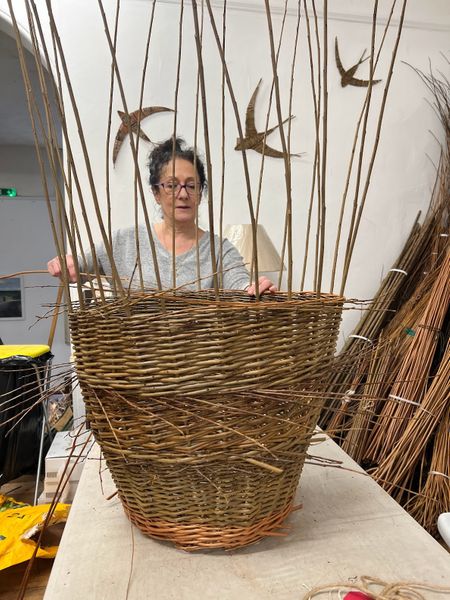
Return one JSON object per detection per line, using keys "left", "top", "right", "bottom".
{"left": 252, "top": 0, "right": 289, "bottom": 285}
{"left": 170, "top": 0, "right": 185, "bottom": 289}
{"left": 300, "top": 0, "right": 321, "bottom": 290}
{"left": 278, "top": 0, "right": 302, "bottom": 290}
{"left": 105, "top": 0, "right": 120, "bottom": 253}
{"left": 132, "top": 0, "right": 158, "bottom": 292}
{"left": 218, "top": 0, "right": 227, "bottom": 289}
{"left": 339, "top": 0, "right": 380, "bottom": 295}
{"left": 203, "top": 0, "right": 260, "bottom": 298}
{"left": 330, "top": 0, "right": 398, "bottom": 293}
{"left": 8, "top": 0, "right": 77, "bottom": 309}
{"left": 45, "top": 0, "right": 125, "bottom": 300}
{"left": 28, "top": 0, "right": 104, "bottom": 304}
{"left": 315, "top": 0, "right": 328, "bottom": 294}
{"left": 264, "top": 0, "right": 294, "bottom": 296}
{"left": 340, "top": 0, "right": 409, "bottom": 294}
{"left": 96, "top": 0, "right": 163, "bottom": 293}
{"left": 193, "top": 0, "right": 205, "bottom": 291}
{"left": 191, "top": 0, "right": 219, "bottom": 297}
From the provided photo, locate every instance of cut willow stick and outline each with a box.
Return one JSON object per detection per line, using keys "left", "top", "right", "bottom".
{"left": 203, "top": 0, "right": 260, "bottom": 298}
{"left": 340, "top": 0, "right": 409, "bottom": 295}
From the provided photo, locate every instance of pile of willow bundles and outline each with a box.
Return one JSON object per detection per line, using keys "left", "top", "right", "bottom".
{"left": 364, "top": 249, "right": 449, "bottom": 464}
{"left": 320, "top": 185, "right": 449, "bottom": 434}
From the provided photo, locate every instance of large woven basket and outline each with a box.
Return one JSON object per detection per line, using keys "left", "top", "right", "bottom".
{"left": 70, "top": 290, "right": 343, "bottom": 550}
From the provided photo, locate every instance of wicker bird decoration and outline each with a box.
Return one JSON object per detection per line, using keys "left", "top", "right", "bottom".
{"left": 112, "top": 106, "right": 173, "bottom": 164}
{"left": 335, "top": 37, "right": 381, "bottom": 88}
{"left": 235, "top": 80, "right": 301, "bottom": 158}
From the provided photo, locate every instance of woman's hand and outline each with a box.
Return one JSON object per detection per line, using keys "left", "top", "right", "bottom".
{"left": 247, "top": 276, "right": 278, "bottom": 296}
{"left": 47, "top": 254, "right": 77, "bottom": 283}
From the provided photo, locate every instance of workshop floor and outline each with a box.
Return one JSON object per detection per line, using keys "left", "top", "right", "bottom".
{"left": 0, "top": 475, "right": 53, "bottom": 600}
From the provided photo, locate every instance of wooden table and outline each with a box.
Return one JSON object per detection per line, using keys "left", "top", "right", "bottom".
{"left": 44, "top": 436, "right": 450, "bottom": 599}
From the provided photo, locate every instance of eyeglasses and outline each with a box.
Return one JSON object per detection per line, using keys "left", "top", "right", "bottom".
{"left": 157, "top": 182, "right": 200, "bottom": 196}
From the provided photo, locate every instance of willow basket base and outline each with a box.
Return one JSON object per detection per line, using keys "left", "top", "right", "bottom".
{"left": 122, "top": 497, "right": 296, "bottom": 551}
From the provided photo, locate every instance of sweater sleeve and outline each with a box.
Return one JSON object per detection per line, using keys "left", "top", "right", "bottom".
{"left": 220, "top": 239, "right": 250, "bottom": 290}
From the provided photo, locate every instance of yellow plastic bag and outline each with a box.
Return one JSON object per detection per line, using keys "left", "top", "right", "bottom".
{"left": 0, "top": 494, "right": 70, "bottom": 570}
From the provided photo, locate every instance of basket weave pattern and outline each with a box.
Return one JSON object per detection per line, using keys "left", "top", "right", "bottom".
{"left": 70, "top": 291, "right": 343, "bottom": 550}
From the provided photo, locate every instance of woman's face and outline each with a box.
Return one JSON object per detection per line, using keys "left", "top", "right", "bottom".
{"left": 154, "top": 158, "right": 201, "bottom": 225}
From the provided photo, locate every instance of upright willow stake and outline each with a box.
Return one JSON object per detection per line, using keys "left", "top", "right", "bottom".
{"left": 171, "top": 0, "right": 185, "bottom": 289}
{"left": 192, "top": 0, "right": 205, "bottom": 291}
{"left": 192, "top": 0, "right": 219, "bottom": 297}
{"left": 218, "top": 0, "right": 227, "bottom": 289}
{"left": 340, "top": 0, "right": 409, "bottom": 295}
{"left": 264, "top": 0, "right": 293, "bottom": 296}
{"left": 8, "top": 1, "right": 78, "bottom": 309}
{"left": 329, "top": 0, "right": 398, "bottom": 293}
{"left": 96, "top": 0, "right": 163, "bottom": 293}
{"left": 133, "top": 0, "right": 158, "bottom": 292}
{"left": 300, "top": 0, "right": 322, "bottom": 291}
{"left": 278, "top": 0, "right": 301, "bottom": 290}
{"left": 105, "top": 0, "right": 120, "bottom": 253}
{"left": 203, "top": 0, "right": 260, "bottom": 298}
{"left": 45, "top": 0, "right": 126, "bottom": 301}
{"left": 316, "top": 0, "right": 328, "bottom": 295}
{"left": 339, "top": 0, "right": 380, "bottom": 294}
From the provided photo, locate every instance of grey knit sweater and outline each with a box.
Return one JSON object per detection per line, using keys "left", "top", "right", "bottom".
{"left": 83, "top": 224, "right": 250, "bottom": 291}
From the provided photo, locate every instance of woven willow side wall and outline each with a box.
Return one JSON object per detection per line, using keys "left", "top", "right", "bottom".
{"left": 70, "top": 291, "right": 344, "bottom": 397}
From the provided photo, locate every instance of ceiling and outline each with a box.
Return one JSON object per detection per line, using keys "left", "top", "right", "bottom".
{"left": 0, "top": 30, "right": 61, "bottom": 147}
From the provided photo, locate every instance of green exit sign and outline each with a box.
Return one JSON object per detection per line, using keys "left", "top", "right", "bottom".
{"left": 0, "top": 188, "right": 17, "bottom": 197}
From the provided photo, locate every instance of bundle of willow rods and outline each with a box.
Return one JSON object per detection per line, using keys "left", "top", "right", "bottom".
{"left": 372, "top": 342, "right": 449, "bottom": 503}
{"left": 407, "top": 403, "right": 450, "bottom": 536}
{"left": 364, "top": 249, "right": 449, "bottom": 463}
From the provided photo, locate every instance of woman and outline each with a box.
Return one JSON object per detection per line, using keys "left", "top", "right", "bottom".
{"left": 48, "top": 138, "right": 277, "bottom": 295}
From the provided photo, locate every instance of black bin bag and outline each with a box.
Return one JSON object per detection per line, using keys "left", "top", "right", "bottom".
{"left": 0, "top": 352, "right": 53, "bottom": 484}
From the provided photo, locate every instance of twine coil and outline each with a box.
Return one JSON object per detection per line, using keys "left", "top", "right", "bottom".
{"left": 302, "top": 576, "right": 450, "bottom": 600}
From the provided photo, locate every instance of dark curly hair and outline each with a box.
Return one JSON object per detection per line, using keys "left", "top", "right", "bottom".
{"left": 148, "top": 137, "right": 207, "bottom": 194}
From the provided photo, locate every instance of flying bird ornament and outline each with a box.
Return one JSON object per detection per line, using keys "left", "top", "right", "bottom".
{"left": 335, "top": 37, "right": 381, "bottom": 88}
{"left": 235, "top": 80, "right": 302, "bottom": 158}
{"left": 112, "top": 106, "right": 173, "bottom": 164}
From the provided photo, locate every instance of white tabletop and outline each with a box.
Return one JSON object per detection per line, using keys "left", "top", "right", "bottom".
{"left": 44, "top": 435, "right": 450, "bottom": 599}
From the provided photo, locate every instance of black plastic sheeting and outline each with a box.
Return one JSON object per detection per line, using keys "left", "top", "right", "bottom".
{"left": 0, "top": 352, "right": 53, "bottom": 484}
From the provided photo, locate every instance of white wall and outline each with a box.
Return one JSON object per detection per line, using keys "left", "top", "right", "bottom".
{"left": 1, "top": 0, "right": 449, "bottom": 344}
{"left": 0, "top": 145, "right": 71, "bottom": 366}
